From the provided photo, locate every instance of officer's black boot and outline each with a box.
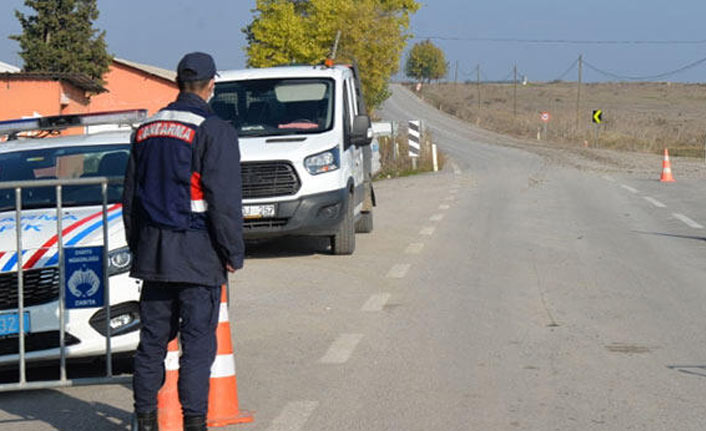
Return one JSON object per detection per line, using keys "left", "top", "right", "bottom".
{"left": 183, "top": 414, "right": 207, "bottom": 431}
{"left": 135, "top": 411, "right": 158, "bottom": 431}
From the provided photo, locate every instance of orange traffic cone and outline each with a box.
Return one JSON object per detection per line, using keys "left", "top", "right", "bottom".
{"left": 157, "top": 338, "right": 183, "bottom": 431}
{"left": 661, "top": 148, "right": 676, "bottom": 182}
{"left": 207, "top": 285, "right": 254, "bottom": 427}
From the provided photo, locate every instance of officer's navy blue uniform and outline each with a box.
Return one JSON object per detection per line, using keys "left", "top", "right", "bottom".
{"left": 123, "top": 91, "right": 244, "bottom": 418}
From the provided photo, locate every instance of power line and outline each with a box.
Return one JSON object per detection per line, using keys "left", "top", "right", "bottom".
{"left": 413, "top": 35, "right": 706, "bottom": 45}
{"left": 583, "top": 55, "right": 706, "bottom": 81}
{"left": 552, "top": 58, "right": 579, "bottom": 82}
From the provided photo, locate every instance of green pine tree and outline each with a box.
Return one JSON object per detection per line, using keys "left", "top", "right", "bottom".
{"left": 10, "top": 0, "right": 112, "bottom": 85}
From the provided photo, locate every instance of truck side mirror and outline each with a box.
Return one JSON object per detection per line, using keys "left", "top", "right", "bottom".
{"left": 351, "top": 115, "right": 373, "bottom": 146}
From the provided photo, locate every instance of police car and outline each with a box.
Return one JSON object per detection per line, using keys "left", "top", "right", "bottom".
{"left": 0, "top": 111, "right": 144, "bottom": 367}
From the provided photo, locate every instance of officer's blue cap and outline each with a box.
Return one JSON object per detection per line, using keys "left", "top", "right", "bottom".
{"left": 177, "top": 52, "right": 218, "bottom": 82}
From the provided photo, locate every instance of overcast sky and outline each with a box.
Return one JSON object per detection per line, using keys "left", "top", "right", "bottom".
{"left": 2, "top": 0, "right": 706, "bottom": 82}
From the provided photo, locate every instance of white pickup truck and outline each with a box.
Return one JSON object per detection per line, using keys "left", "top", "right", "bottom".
{"left": 211, "top": 64, "right": 375, "bottom": 255}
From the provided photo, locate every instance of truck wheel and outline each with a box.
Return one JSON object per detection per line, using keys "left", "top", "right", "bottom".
{"left": 355, "top": 211, "right": 373, "bottom": 233}
{"left": 331, "top": 194, "right": 356, "bottom": 255}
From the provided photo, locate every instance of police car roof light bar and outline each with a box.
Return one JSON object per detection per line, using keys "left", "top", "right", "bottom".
{"left": 0, "top": 109, "right": 148, "bottom": 138}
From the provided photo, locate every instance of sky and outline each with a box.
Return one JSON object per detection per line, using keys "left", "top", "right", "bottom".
{"left": 2, "top": 0, "right": 706, "bottom": 83}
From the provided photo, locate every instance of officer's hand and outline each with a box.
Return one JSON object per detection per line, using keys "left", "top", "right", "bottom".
{"left": 226, "top": 264, "right": 236, "bottom": 273}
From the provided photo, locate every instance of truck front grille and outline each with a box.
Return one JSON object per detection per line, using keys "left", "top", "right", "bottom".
{"left": 0, "top": 267, "right": 60, "bottom": 311}
{"left": 243, "top": 218, "right": 288, "bottom": 230}
{"left": 241, "top": 162, "right": 301, "bottom": 199}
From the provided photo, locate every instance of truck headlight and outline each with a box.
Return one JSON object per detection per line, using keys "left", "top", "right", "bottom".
{"left": 108, "top": 246, "right": 132, "bottom": 276}
{"left": 304, "top": 147, "right": 340, "bottom": 175}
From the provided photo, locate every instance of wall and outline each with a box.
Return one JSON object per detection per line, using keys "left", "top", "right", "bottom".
{"left": 89, "top": 62, "right": 177, "bottom": 115}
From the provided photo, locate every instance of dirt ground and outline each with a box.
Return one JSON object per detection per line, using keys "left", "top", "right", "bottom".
{"left": 416, "top": 81, "right": 706, "bottom": 159}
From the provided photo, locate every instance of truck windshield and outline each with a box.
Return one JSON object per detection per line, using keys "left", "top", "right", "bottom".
{"left": 212, "top": 78, "right": 335, "bottom": 137}
{"left": 0, "top": 144, "right": 129, "bottom": 211}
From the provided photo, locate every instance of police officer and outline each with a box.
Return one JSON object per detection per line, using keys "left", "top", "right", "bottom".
{"left": 122, "top": 52, "right": 244, "bottom": 431}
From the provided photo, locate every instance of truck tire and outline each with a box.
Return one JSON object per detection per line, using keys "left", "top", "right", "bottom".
{"left": 355, "top": 211, "right": 373, "bottom": 233}
{"left": 331, "top": 194, "right": 356, "bottom": 255}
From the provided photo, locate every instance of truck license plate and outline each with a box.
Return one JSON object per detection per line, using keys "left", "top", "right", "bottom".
{"left": 243, "top": 204, "right": 275, "bottom": 219}
{"left": 0, "top": 312, "right": 30, "bottom": 337}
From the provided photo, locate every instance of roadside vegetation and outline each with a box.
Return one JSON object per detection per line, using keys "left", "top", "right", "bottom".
{"left": 375, "top": 129, "right": 445, "bottom": 179}
{"left": 415, "top": 81, "right": 706, "bottom": 158}
{"left": 245, "top": 0, "right": 420, "bottom": 112}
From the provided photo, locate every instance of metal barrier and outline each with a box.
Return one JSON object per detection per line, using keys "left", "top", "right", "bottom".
{"left": 0, "top": 177, "right": 131, "bottom": 392}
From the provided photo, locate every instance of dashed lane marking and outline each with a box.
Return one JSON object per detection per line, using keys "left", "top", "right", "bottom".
{"left": 420, "top": 226, "right": 436, "bottom": 236}
{"left": 266, "top": 401, "right": 319, "bottom": 431}
{"left": 430, "top": 214, "right": 445, "bottom": 222}
{"left": 644, "top": 196, "right": 666, "bottom": 208}
{"left": 386, "top": 263, "right": 411, "bottom": 278}
{"left": 362, "top": 293, "right": 392, "bottom": 312}
{"left": 439, "top": 204, "right": 451, "bottom": 210}
{"left": 405, "top": 242, "right": 424, "bottom": 254}
{"left": 621, "top": 184, "right": 638, "bottom": 194}
{"left": 319, "top": 334, "right": 364, "bottom": 364}
{"left": 673, "top": 213, "right": 704, "bottom": 229}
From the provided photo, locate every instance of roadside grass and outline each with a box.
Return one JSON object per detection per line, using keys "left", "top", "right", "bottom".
{"left": 414, "top": 81, "right": 706, "bottom": 158}
{"left": 375, "top": 129, "right": 446, "bottom": 179}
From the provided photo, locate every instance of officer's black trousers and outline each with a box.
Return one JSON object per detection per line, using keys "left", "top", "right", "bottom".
{"left": 133, "top": 282, "right": 221, "bottom": 416}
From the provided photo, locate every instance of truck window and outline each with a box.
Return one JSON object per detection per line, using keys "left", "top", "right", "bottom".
{"left": 212, "top": 78, "right": 335, "bottom": 138}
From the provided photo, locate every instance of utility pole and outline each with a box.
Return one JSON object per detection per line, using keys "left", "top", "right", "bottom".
{"left": 513, "top": 64, "right": 518, "bottom": 117}
{"left": 477, "top": 64, "right": 481, "bottom": 110}
{"left": 454, "top": 60, "right": 459, "bottom": 84}
{"left": 576, "top": 54, "right": 583, "bottom": 132}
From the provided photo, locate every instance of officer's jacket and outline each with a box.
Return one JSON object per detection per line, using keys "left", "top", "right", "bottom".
{"left": 122, "top": 92, "right": 244, "bottom": 286}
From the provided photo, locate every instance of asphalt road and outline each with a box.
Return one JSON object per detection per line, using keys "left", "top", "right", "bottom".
{"left": 2, "top": 85, "right": 706, "bottom": 430}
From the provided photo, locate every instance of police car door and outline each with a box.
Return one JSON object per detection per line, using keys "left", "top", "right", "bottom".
{"left": 343, "top": 76, "right": 364, "bottom": 214}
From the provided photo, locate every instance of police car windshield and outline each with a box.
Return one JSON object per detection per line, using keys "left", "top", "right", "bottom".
{"left": 0, "top": 144, "right": 129, "bottom": 211}
{"left": 212, "top": 78, "right": 335, "bottom": 137}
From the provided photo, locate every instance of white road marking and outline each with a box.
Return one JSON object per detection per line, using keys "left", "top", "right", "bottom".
{"left": 319, "top": 334, "right": 364, "bottom": 364}
{"left": 439, "top": 204, "right": 451, "bottom": 210}
{"left": 420, "top": 226, "right": 436, "bottom": 236}
{"left": 386, "top": 263, "right": 411, "bottom": 278}
{"left": 267, "top": 401, "right": 319, "bottom": 431}
{"left": 405, "top": 242, "right": 424, "bottom": 254}
{"left": 603, "top": 175, "right": 616, "bottom": 182}
{"left": 621, "top": 184, "right": 638, "bottom": 194}
{"left": 673, "top": 213, "right": 704, "bottom": 229}
{"left": 644, "top": 196, "right": 666, "bottom": 208}
{"left": 430, "top": 214, "right": 445, "bottom": 222}
{"left": 362, "top": 293, "right": 391, "bottom": 312}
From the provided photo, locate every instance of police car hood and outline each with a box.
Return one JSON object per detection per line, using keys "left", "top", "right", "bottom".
{"left": 0, "top": 205, "right": 124, "bottom": 272}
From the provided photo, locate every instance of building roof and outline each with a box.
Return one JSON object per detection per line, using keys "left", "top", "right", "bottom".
{"left": 0, "top": 61, "right": 20, "bottom": 73}
{"left": 113, "top": 58, "right": 176, "bottom": 83}
{"left": 0, "top": 72, "right": 106, "bottom": 93}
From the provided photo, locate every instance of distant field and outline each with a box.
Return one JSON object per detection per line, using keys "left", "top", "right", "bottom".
{"left": 415, "top": 81, "right": 706, "bottom": 158}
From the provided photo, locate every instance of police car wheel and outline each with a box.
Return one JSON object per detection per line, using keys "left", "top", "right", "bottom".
{"left": 331, "top": 194, "right": 356, "bottom": 255}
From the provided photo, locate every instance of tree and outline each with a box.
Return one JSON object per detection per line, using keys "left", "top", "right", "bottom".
{"left": 405, "top": 40, "right": 448, "bottom": 83}
{"left": 10, "top": 0, "right": 112, "bottom": 85}
{"left": 244, "top": 0, "right": 420, "bottom": 111}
